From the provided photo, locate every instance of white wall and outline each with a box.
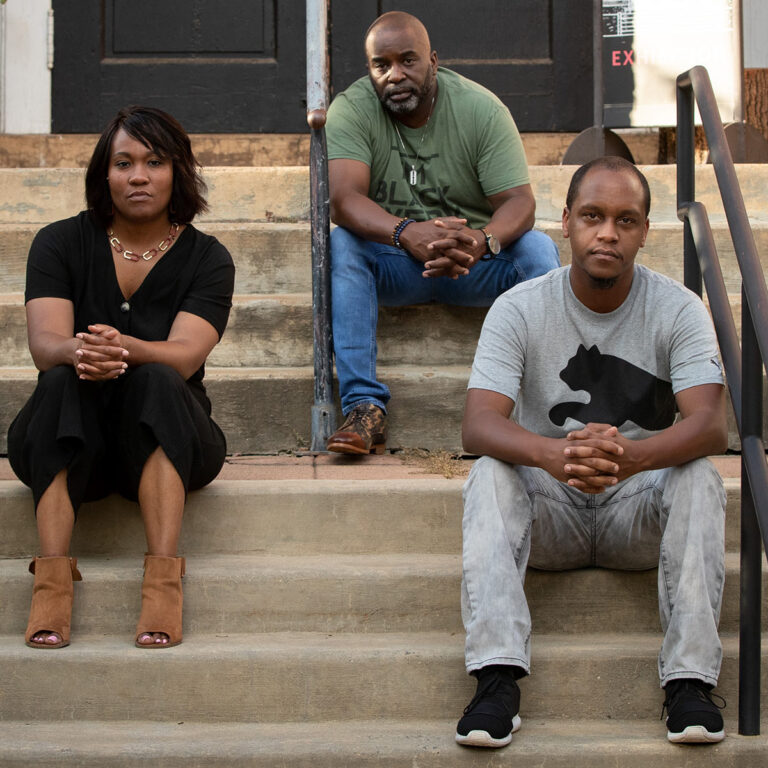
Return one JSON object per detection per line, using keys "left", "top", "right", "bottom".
{"left": 743, "top": 0, "right": 768, "bottom": 68}
{"left": 0, "top": 0, "right": 51, "bottom": 133}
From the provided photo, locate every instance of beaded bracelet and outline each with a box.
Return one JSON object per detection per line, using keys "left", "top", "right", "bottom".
{"left": 392, "top": 218, "right": 416, "bottom": 250}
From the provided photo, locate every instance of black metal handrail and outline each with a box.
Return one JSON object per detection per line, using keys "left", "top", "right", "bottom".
{"left": 306, "top": 0, "right": 336, "bottom": 451}
{"left": 677, "top": 64, "right": 768, "bottom": 735}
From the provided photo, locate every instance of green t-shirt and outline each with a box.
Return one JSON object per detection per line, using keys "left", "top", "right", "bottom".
{"left": 326, "top": 67, "right": 530, "bottom": 229}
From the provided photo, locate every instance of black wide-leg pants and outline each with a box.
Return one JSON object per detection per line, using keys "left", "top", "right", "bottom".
{"left": 8, "top": 363, "right": 226, "bottom": 513}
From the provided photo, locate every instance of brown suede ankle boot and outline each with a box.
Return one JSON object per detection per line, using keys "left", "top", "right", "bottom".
{"left": 25, "top": 556, "right": 83, "bottom": 649}
{"left": 135, "top": 555, "right": 185, "bottom": 648}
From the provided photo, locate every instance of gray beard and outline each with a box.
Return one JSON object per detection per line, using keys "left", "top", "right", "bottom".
{"left": 376, "top": 69, "right": 434, "bottom": 117}
{"left": 384, "top": 92, "right": 420, "bottom": 114}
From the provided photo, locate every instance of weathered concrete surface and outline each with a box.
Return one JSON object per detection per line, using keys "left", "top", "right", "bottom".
{"left": 0, "top": 632, "right": 761, "bottom": 722}
{"left": 2, "top": 220, "right": 768, "bottom": 297}
{"left": 0, "top": 477, "right": 742, "bottom": 558}
{"left": 1, "top": 551, "right": 762, "bottom": 636}
{"left": 2, "top": 165, "right": 766, "bottom": 226}
{"left": 0, "top": 365, "right": 762, "bottom": 454}
{"left": 1, "top": 718, "right": 765, "bottom": 768}
{"left": 0, "top": 130, "right": 662, "bottom": 168}
{"left": 0, "top": 167, "right": 311, "bottom": 225}
{"left": 0, "top": 288, "right": 760, "bottom": 368}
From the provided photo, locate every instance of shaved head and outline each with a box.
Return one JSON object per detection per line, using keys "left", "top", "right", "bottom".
{"left": 364, "top": 11, "right": 431, "bottom": 54}
{"left": 363, "top": 11, "right": 438, "bottom": 122}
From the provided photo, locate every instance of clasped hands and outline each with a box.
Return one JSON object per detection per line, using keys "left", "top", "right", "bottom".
{"left": 73, "top": 324, "right": 129, "bottom": 381}
{"left": 398, "top": 216, "right": 486, "bottom": 279}
{"left": 558, "top": 422, "right": 639, "bottom": 494}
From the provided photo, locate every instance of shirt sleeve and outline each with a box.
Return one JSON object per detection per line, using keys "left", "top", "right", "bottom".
{"left": 25, "top": 221, "right": 76, "bottom": 303}
{"left": 179, "top": 239, "right": 235, "bottom": 340}
{"left": 475, "top": 102, "right": 530, "bottom": 196}
{"left": 326, "top": 91, "right": 374, "bottom": 166}
{"left": 669, "top": 297, "right": 724, "bottom": 393}
{"left": 467, "top": 293, "right": 527, "bottom": 403}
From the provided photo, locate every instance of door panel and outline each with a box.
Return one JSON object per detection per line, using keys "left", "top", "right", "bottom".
{"left": 53, "top": 0, "right": 592, "bottom": 133}
{"left": 331, "top": 1, "right": 593, "bottom": 132}
{"left": 52, "top": 0, "right": 307, "bottom": 133}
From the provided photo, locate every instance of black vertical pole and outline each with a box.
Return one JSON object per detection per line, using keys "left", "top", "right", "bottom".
{"left": 306, "top": 0, "right": 336, "bottom": 451}
{"left": 739, "top": 291, "right": 762, "bottom": 735}
{"left": 309, "top": 125, "right": 335, "bottom": 449}
{"left": 676, "top": 75, "right": 700, "bottom": 296}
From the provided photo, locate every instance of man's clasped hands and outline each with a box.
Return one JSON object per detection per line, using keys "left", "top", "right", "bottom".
{"left": 398, "top": 216, "right": 488, "bottom": 279}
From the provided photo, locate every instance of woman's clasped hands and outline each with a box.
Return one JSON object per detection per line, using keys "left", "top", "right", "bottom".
{"left": 74, "top": 324, "right": 129, "bottom": 381}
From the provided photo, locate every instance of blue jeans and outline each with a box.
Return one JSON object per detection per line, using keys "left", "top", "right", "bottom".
{"left": 330, "top": 226, "right": 560, "bottom": 414}
{"left": 461, "top": 457, "right": 726, "bottom": 686}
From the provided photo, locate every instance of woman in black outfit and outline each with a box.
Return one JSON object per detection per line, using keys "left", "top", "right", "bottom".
{"left": 8, "top": 106, "right": 234, "bottom": 649}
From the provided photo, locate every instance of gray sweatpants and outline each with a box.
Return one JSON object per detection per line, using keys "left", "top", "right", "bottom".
{"left": 461, "top": 456, "right": 726, "bottom": 687}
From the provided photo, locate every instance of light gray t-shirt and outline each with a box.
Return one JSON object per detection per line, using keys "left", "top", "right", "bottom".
{"left": 468, "top": 265, "right": 724, "bottom": 441}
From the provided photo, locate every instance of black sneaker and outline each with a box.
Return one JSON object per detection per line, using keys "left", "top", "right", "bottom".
{"left": 662, "top": 679, "right": 725, "bottom": 743}
{"left": 455, "top": 665, "right": 521, "bottom": 748}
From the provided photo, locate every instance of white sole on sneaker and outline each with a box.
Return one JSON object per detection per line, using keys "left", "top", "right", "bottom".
{"left": 455, "top": 715, "right": 521, "bottom": 748}
{"left": 667, "top": 725, "right": 725, "bottom": 743}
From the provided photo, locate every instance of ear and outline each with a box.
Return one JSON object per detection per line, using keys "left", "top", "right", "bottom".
{"left": 640, "top": 217, "right": 649, "bottom": 248}
{"left": 430, "top": 50, "right": 438, "bottom": 73}
{"left": 561, "top": 206, "right": 570, "bottom": 238}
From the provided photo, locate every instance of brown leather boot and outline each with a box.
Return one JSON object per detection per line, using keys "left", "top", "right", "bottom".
{"left": 135, "top": 555, "right": 185, "bottom": 648}
{"left": 25, "top": 556, "right": 82, "bottom": 649}
{"left": 326, "top": 403, "right": 387, "bottom": 455}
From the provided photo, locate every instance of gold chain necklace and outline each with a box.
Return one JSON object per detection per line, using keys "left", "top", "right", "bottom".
{"left": 391, "top": 95, "right": 435, "bottom": 186}
{"left": 108, "top": 222, "right": 179, "bottom": 262}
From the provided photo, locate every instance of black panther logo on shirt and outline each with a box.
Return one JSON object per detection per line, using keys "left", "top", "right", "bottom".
{"left": 548, "top": 344, "right": 676, "bottom": 431}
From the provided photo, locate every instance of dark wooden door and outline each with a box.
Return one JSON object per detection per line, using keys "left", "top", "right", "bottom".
{"left": 331, "top": 0, "right": 593, "bottom": 132}
{"left": 52, "top": 0, "right": 308, "bottom": 133}
{"left": 53, "top": 0, "right": 592, "bottom": 133}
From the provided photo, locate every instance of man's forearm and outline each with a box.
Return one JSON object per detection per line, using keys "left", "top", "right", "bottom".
{"left": 330, "top": 191, "right": 403, "bottom": 245}
{"left": 483, "top": 187, "right": 536, "bottom": 249}
{"left": 463, "top": 408, "right": 562, "bottom": 471}
{"left": 618, "top": 410, "right": 727, "bottom": 477}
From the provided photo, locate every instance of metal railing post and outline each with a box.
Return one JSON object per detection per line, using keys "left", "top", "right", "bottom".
{"left": 676, "top": 73, "right": 700, "bottom": 296}
{"left": 677, "top": 65, "right": 768, "bottom": 736}
{"left": 739, "top": 293, "right": 762, "bottom": 735}
{"left": 306, "top": 0, "right": 336, "bottom": 450}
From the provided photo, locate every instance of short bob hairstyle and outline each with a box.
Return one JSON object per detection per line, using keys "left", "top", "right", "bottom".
{"left": 85, "top": 105, "right": 208, "bottom": 228}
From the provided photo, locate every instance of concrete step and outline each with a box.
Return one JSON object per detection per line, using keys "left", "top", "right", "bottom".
{"left": 0, "top": 130, "right": 664, "bottom": 168}
{"left": 2, "top": 718, "right": 766, "bottom": 767}
{"left": 0, "top": 363, "right": 761, "bottom": 454}
{"left": 1, "top": 219, "right": 766, "bottom": 298}
{"left": 0, "top": 293, "right": 490, "bottom": 368}
{"left": 0, "top": 551, "right": 762, "bottom": 636}
{"left": 2, "top": 166, "right": 766, "bottom": 226}
{"left": 0, "top": 477, "right": 743, "bottom": 558}
{"left": 0, "top": 289, "right": 759, "bottom": 369}
{"left": 0, "top": 632, "right": 759, "bottom": 722}
{"left": 0, "top": 167, "right": 311, "bottom": 226}
{"left": 0, "top": 365, "right": 480, "bottom": 454}
{"left": 0, "top": 221, "right": 314, "bottom": 295}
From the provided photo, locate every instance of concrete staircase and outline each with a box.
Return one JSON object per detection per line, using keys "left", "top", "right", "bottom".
{"left": 0, "top": 468, "right": 767, "bottom": 764}
{"left": 0, "top": 136, "right": 767, "bottom": 764}
{"left": 0, "top": 161, "right": 767, "bottom": 452}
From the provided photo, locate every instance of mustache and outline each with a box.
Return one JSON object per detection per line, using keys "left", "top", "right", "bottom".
{"left": 384, "top": 86, "right": 416, "bottom": 98}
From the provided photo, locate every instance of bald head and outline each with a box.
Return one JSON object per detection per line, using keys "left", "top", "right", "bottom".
{"left": 364, "top": 12, "right": 431, "bottom": 54}
{"left": 363, "top": 11, "right": 438, "bottom": 123}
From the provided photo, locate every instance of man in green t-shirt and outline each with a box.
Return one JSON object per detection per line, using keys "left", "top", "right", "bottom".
{"left": 324, "top": 11, "right": 559, "bottom": 455}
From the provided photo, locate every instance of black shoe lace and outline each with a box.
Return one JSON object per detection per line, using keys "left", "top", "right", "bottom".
{"left": 660, "top": 680, "right": 726, "bottom": 720}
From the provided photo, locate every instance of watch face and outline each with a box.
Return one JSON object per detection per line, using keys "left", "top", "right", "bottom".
{"left": 487, "top": 232, "right": 501, "bottom": 255}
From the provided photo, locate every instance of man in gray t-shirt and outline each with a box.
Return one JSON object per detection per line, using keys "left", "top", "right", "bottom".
{"left": 456, "top": 158, "right": 727, "bottom": 749}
